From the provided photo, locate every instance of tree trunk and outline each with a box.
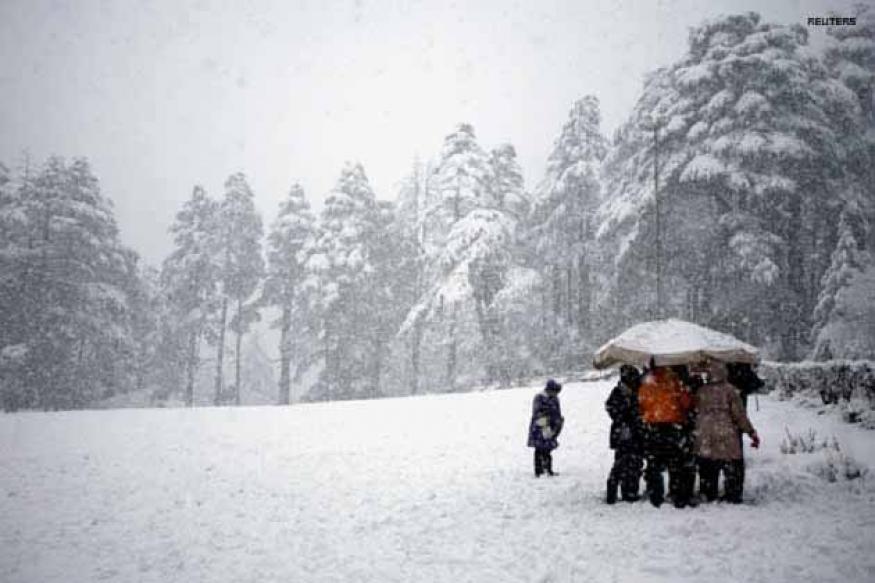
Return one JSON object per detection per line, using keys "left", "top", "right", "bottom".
{"left": 234, "top": 298, "right": 243, "bottom": 407}
{"left": 371, "top": 340, "right": 383, "bottom": 399}
{"left": 566, "top": 265, "right": 574, "bottom": 327}
{"left": 185, "top": 330, "right": 198, "bottom": 407}
{"left": 783, "top": 198, "right": 804, "bottom": 360}
{"left": 473, "top": 296, "right": 494, "bottom": 384}
{"left": 446, "top": 305, "right": 457, "bottom": 390}
{"left": 411, "top": 318, "right": 422, "bottom": 395}
{"left": 577, "top": 254, "right": 590, "bottom": 337}
{"left": 278, "top": 303, "right": 292, "bottom": 405}
{"left": 213, "top": 296, "right": 228, "bottom": 405}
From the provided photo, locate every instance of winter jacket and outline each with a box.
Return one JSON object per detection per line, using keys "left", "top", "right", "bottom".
{"left": 638, "top": 367, "right": 693, "bottom": 425}
{"left": 694, "top": 361, "right": 756, "bottom": 461}
{"left": 527, "top": 391, "right": 563, "bottom": 450}
{"left": 606, "top": 381, "right": 643, "bottom": 452}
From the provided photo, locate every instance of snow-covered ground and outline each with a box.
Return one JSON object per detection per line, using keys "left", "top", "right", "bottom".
{"left": 2, "top": 380, "right": 875, "bottom": 583}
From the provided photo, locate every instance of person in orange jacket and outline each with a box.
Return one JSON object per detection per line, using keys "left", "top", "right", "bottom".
{"left": 638, "top": 363, "right": 695, "bottom": 507}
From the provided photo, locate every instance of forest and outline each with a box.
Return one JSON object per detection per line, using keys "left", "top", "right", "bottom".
{"left": 1, "top": 11, "right": 873, "bottom": 410}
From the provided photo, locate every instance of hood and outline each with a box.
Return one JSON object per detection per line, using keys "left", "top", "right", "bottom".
{"left": 707, "top": 359, "right": 728, "bottom": 383}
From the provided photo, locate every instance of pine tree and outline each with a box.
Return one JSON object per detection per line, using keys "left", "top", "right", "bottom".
{"left": 392, "top": 159, "right": 428, "bottom": 393}
{"left": 214, "top": 173, "right": 264, "bottom": 406}
{"left": 263, "top": 183, "right": 315, "bottom": 405}
{"left": 825, "top": 5, "right": 875, "bottom": 126}
{"left": 420, "top": 124, "right": 495, "bottom": 388}
{"left": 825, "top": 5, "right": 875, "bottom": 251}
{"left": 596, "top": 13, "right": 862, "bottom": 357}
{"left": 489, "top": 144, "right": 528, "bottom": 220}
{"left": 811, "top": 200, "right": 871, "bottom": 358}
{"left": 306, "top": 162, "right": 383, "bottom": 400}
{"left": 161, "top": 185, "right": 220, "bottom": 406}
{"left": 528, "top": 96, "right": 606, "bottom": 367}
{"left": 0, "top": 157, "right": 137, "bottom": 409}
{"left": 398, "top": 124, "right": 527, "bottom": 387}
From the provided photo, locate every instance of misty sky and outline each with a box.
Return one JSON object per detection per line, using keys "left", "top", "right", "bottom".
{"left": 0, "top": 0, "right": 856, "bottom": 265}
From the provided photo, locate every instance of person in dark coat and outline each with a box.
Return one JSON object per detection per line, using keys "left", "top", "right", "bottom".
{"left": 670, "top": 364, "right": 700, "bottom": 505}
{"left": 527, "top": 379, "right": 564, "bottom": 477}
{"left": 726, "top": 362, "right": 764, "bottom": 411}
{"left": 605, "top": 365, "right": 644, "bottom": 503}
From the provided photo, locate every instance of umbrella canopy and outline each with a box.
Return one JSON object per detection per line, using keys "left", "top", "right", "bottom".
{"left": 593, "top": 318, "right": 759, "bottom": 369}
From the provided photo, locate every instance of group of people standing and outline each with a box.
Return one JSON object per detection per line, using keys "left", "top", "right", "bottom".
{"left": 526, "top": 358, "right": 763, "bottom": 507}
{"left": 606, "top": 358, "right": 762, "bottom": 507}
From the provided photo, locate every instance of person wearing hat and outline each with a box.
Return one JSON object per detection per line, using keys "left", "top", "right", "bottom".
{"left": 693, "top": 358, "right": 760, "bottom": 503}
{"left": 605, "top": 365, "right": 644, "bottom": 503}
{"left": 527, "top": 379, "right": 564, "bottom": 477}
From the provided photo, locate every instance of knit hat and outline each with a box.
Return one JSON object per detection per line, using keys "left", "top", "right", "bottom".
{"left": 545, "top": 379, "right": 562, "bottom": 393}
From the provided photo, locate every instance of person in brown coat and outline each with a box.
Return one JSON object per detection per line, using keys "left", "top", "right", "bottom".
{"left": 693, "top": 359, "right": 760, "bottom": 503}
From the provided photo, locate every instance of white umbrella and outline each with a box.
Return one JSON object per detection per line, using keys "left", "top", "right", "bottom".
{"left": 593, "top": 318, "right": 759, "bottom": 369}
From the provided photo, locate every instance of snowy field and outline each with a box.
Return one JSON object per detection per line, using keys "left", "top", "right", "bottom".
{"left": 2, "top": 380, "right": 875, "bottom": 583}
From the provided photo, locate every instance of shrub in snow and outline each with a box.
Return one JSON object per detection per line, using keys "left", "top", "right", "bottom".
{"left": 760, "top": 361, "right": 875, "bottom": 422}
{"left": 779, "top": 427, "right": 839, "bottom": 455}
{"left": 807, "top": 450, "right": 868, "bottom": 483}
{"left": 778, "top": 428, "right": 868, "bottom": 484}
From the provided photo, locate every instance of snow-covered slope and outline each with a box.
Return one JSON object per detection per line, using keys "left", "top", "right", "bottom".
{"left": 2, "top": 382, "right": 874, "bottom": 582}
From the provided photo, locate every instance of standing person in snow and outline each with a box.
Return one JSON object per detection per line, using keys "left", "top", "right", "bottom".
{"left": 527, "top": 379, "right": 564, "bottom": 477}
{"left": 605, "top": 365, "right": 644, "bottom": 503}
{"left": 726, "top": 361, "right": 765, "bottom": 495}
{"left": 638, "top": 364, "right": 694, "bottom": 507}
{"left": 671, "top": 364, "right": 701, "bottom": 504}
{"left": 693, "top": 359, "right": 760, "bottom": 504}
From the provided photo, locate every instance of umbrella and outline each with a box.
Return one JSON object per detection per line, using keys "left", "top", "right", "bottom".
{"left": 593, "top": 318, "right": 759, "bottom": 369}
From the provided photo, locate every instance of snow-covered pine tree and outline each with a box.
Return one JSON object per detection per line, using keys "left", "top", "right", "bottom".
{"left": 263, "top": 183, "right": 316, "bottom": 405}
{"left": 811, "top": 199, "right": 872, "bottom": 359}
{"left": 489, "top": 144, "right": 529, "bottom": 220}
{"left": 596, "top": 13, "right": 861, "bottom": 358}
{"left": 160, "top": 185, "right": 220, "bottom": 406}
{"left": 399, "top": 124, "right": 525, "bottom": 388}
{"left": 0, "top": 160, "right": 38, "bottom": 409}
{"left": 825, "top": 5, "right": 875, "bottom": 251}
{"left": 214, "top": 173, "right": 264, "bottom": 406}
{"left": 0, "top": 157, "right": 137, "bottom": 409}
{"left": 825, "top": 4, "right": 875, "bottom": 126}
{"left": 365, "top": 199, "right": 410, "bottom": 394}
{"left": 391, "top": 158, "right": 432, "bottom": 394}
{"left": 120, "top": 253, "right": 159, "bottom": 396}
{"left": 305, "top": 162, "right": 384, "bottom": 400}
{"left": 527, "top": 96, "right": 606, "bottom": 368}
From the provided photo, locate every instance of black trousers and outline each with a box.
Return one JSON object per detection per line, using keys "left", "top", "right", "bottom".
{"left": 644, "top": 424, "right": 694, "bottom": 507}
{"left": 698, "top": 457, "right": 745, "bottom": 502}
{"left": 534, "top": 448, "right": 554, "bottom": 476}
{"left": 608, "top": 449, "right": 644, "bottom": 498}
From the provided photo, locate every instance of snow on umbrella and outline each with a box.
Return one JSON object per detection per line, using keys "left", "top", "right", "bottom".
{"left": 592, "top": 318, "right": 759, "bottom": 369}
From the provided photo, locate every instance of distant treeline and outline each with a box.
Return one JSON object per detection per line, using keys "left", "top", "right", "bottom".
{"left": 1, "top": 10, "right": 874, "bottom": 410}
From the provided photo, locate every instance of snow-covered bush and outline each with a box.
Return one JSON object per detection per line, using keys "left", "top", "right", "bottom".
{"left": 807, "top": 450, "right": 868, "bottom": 483}
{"left": 760, "top": 360, "right": 875, "bottom": 414}
{"left": 779, "top": 428, "right": 839, "bottom": 454}
{"left": 779, "top": 428, "right": 868, "bottom": 484}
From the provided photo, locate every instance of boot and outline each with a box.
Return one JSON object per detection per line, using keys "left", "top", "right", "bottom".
{"left": 606, "top": 478, "right": 618, "bottom": 505}
{"left": 545, "top": 452, "right": 557, "bottom": 476}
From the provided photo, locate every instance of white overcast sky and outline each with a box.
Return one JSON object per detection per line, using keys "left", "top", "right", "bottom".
{"left": 0, "top": 0, "right": 856, "bottom": 265}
